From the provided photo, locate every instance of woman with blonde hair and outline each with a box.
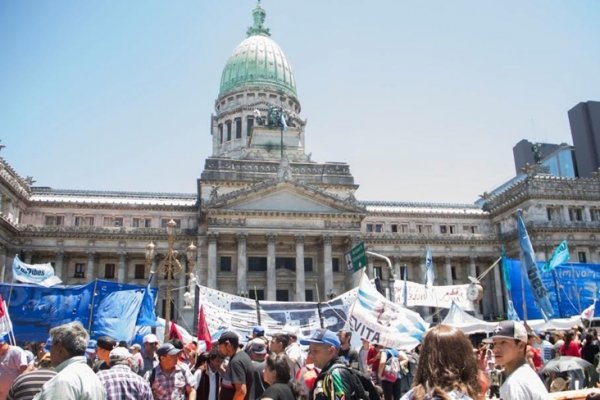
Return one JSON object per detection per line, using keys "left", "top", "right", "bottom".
{"left": 401, "top": 324, "right": 482, "bottom": 400}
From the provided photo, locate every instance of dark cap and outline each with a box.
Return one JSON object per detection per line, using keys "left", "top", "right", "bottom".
{"left": 483, "top": 320, "right": 528, "bottom": 343}
{"left": 252, "top": 326, "right": 265, "bottom": 337}
{"left": 218, "top": 331, "right": 239, "bottom": 346}
{"left": 156, "top": 343, "right": 182, "bottom": 357}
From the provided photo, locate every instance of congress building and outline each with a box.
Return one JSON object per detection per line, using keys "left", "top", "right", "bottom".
{"left": 1, "top": 3, "right": 599, "bottom": 330}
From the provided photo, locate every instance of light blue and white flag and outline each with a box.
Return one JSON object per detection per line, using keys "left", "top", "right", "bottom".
{"left": 516, "top": 209, "right": 554, "bottom": 320}
{"left": 280, "top": 112, "right": 288, "bottom": 131}
{"left": 425, "top": 248, "right": 435, "bottom": 288}
{"left": 541, "top": 240, "right": 570, "bottom": 273}
{"left": 349, "top": 273, "right": 429, "bottom": 350}
{"left": 403, "top": 266, "right": 408, "bottom": 307}
{"left": 12, "top": 257, "right": 62, "bottom": 287}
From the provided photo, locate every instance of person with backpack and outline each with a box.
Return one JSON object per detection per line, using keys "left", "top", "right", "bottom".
{"left": 377, "top": 347, "right": 404, "bottom": 400}
{"left": 301, "top": 329, "right": 372, "bottom": 400}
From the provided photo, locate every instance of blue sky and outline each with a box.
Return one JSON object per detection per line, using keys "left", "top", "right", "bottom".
{"left": 1, "top": 1, "right": 599, "bottom": 203}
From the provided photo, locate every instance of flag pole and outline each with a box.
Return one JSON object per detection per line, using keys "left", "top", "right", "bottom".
{"left": 87, "top": 279, "right": 99, "bottom": 335}
{"left": 315, "top": 283, "right": 324, "bottom": 329}
{"left": 254, "top": 286, "right": 261, "bottom": 326}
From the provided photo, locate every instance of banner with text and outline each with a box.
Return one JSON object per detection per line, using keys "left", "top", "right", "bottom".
{"left": 12, "top": 257, "right": 62, "bottom": 287}
{"left": 393, "top": 280, "right": 474, "bottom": 311}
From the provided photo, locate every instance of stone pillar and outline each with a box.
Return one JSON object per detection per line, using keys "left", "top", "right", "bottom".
{"left": 445, "top": 257, "right": 453, "bottom": 285}
{"left": 392, "top": 257, "right": 401, "bottom": 281}
{"left": 118, "top": 252, "right": 127, "bottom": 283}
{"left": 207, "top": 233, "right": 218, "bottom": 289}
{"left": 562, "top": 206, "right": 571, "bottom": 222}
{"left": 469, "top": 256, "right": 482, "bottom": 318}
{"left": 87, "top": 251, "right": 96, "bottom": 280}
{"left": 5, "top": 250, "right": 14, "bottom": 281}
{"left": 295, "top": 235, "right": 305, "bottom": 301}
{"left": 351, "top": 236, "right": 362, "bottom": 288}
{"left": 237, "top": 233, "right": 248, "bottom": 296}
{"left": 323, "top": 235, "right": 333, "bottom": 297}
{"left": 266, "top": 234, "right": 277, "bottom": 301}
{"left": 584, "top": 207, "right": 591, "bottom": 222}
{"left": 55, "top": 251, "right": 65, "bottom": 279}
{"left": 367, "top": 256, "right": 374, "bottom": 280}
{"left": 178, "top": 254, "right": 187, "bottom": 312}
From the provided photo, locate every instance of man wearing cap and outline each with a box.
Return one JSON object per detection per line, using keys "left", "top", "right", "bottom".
{"left": 93, "top": 335, "right": 116, "bottom": 372}
{"left": 301, "top": 329, "right": 361, "bottom": 400}
{"left": 130, "top": 343, "right": 143, "bottom": 373}
{"left": 487, "top": 320, "right": 548, "bottom": 400}
{"left": 149, "top": 343, "right": 196, "bottom": 400}
{"left": 139, "top": 333, "right": 159, "bottom": 377}
{"left": 97, "top": 347, "right": 153, "bottom": 400}
{"left": 0, "top": 336, "right": 28, "bottom": 400}
{"left": 218, "top": 331, "right": 253, "bottom": 400}
{"left": 247, "top": 338, "right": 268, "bottom": 400}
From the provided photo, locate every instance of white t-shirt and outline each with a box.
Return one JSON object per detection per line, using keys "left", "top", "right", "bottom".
{"left": 500, "top": 363, "right": 548, "bottom": 400}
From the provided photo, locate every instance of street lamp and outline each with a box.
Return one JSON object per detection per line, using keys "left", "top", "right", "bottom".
{"left": 147, "top": 219, "right": 183, "bottom": 342}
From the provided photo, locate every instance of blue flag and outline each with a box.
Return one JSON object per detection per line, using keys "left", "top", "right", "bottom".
{"left": 542, "top": 240, "right": 570, "bottom": 273}
{"left": 136, "top": 285, "right": 159, "bottom": 327}
{"left": 516, "top": 209, "right": 554, "bottom": 320}
{"left": 92, "top": 289, "right": 144, "bottom": 342}
{"left": 425, "top": 248, "right": 434, "bottom": 288}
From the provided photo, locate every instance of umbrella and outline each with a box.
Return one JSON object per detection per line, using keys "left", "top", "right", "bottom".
{"left": 541, "top": 356, "right": 593, "bottom": 373}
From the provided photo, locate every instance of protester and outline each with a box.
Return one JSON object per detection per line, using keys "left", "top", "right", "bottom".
{"left": 93, "top": 335, "right": 117, "bottom": 372}
{"left": 487, "top": 320, "right": 547, "bottom": 400}
{"left": 149, "top": 342, "right": 196, "bottom": 400}
{"left": 7, "top": 353, "right": 56, "bottom": 400}
{"left": 378, "top": 346, "right": 405, "bottom": 400}
{"left": 197, "top": 348, "right": 224, "bottom": 400}
{"left": 401, "top": 324, "right": 481, "bottom": 400}
{"left": 0, "top": 336, "right": 28, "bottom": 400}
{"left": 130, "top": 343, "right": 143, "bottom": 373}
{"left": 294, "top": 352, "right": 319, "bottom": 400}
{"left": 261, "top": 353, "right": 297, "bottom": 400}
{"left": 282, "top": 326, "right": 305, "bottom": 380}
{"left": 34, "top": 321, "right": 105, "bottom": 399}
{"left": 139, "top": 333, "right": 159, "bottom": 377}
{"left": 357, "top": 338, "right": 370, "bottom": 375}
{"left": 97, "top": 346, "right": 153, "bottom": 400}
{"left": 525, "top": 331, "right": 543, "bottom": 373}
{"left": 218, "top": 331, "right": 253, "bottom": 400}
{"left": 271, "top": 333, "right": 297, "bottom": 383}
{"left": 561, "top": 331, "right": 581, "bottom": 357}
{"left": 301, "top": 328, "right": 362, "bottom": 400}
{"left": 192, "top": 351, "right": 209, "bottom": 390}
{"left": 247, "top": 338, "right": 268, "bottom": 400}
{"left": 337, "top": 330, "right": 359, "bottom": 370}
{"left": 32, "top": 342, "right": 49, "bottom": 370}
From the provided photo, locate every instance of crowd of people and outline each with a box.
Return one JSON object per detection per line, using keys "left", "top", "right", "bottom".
{"left": 1, "top": 319, "right": 600, "bottom": 399}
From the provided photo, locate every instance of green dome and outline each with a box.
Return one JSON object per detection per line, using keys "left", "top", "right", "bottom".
{"left": 218, "top": 4, "right": 297, "bottom": 99}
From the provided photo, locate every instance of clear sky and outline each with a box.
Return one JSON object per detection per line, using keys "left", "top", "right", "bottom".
{"left": 1, "top": 1, "right": 599, "bottom": 203}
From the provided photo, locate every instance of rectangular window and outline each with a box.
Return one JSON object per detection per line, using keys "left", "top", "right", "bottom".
{"left": 591, "top": 209, "right": 600, "bottom": 222}
{"left": 246, "top": 116, "right": 254, "bottom": 136}
{"left": 276, "top": 257, "right": 296, "bottom": 271}
{"left": 417, "top": 224, "right": 423, "bottom": 234}
{"left": 578, "top": 252, "right": 587, "bottom": 263}
{"left": 276, "top": 290, "right": 289, "bottom": 302}
{"left": 248, "top": 257, "right": 267, "bottom": 272}
{"left": 104, "top": 263, "right": 115, "bottom": 279}
{"left": 134, "top": 264, "right": 145, "bottom": 279}
{"left": 391, "top": 224, "right": 398, "bottom": 233}
{"left": 160, "top": 219, "right": 181, "bottom": 229}
{"left": 451, "top": 266, "right": 457, "bottom": 280}
{"left": 219, "top": 124, "right": 223, "bottom": 143}
{"left": 569, "top": 208, "right": 583, "bottom": 222}
{"left": 103, "top": 217, "right": 123, "bottom": 227}
{"left": 400, "top": 265, "right": 408, "bottom": 279}
{"left": 400, "top": 224, "right": 409, "bottom": 233}
{"left": 74, "top": 263, "right": 85, "bottom": 278}
{"left": 305, "top": 290, "right": 314, "bottom": 302}
{"left": 449, "top": 225, "right": 455, "bottom": 234}
{"left": 547, "top": 207, "right": 553, "bottom": 221}
{"left": 332, "top": 258, "right": 340, "bottom": 272}
{"left": 375, "top": 224, "right": 383, "bottom": 233}
{"left": 440, "top": 225, "right": 447, "bottom": 234}
{"left": 132, "top": 218, "right": 152, "bottom": 228}
{"left": 249, "top": 289, "right": 265, "bottom": 301}
{"left": 304, "top": 257, "right": 313, "bottom": 272}
{"left": 74, "top": 216, "right": 94, "bottom": 227}
{"left": 374, "top": 266, "right": 382, "bottom": 279}
{"left": 226, "top": 120, "right": 232, "bottom": 141}
{"left": 220, "top": 256, "right": 232, "bottom": 272}
{"left": 366, "top": 224, "right": 373, "bottom": 233}
{"left": 44, "top": 215, "right": 64, "bottom": 226}
{"left": 235, "top": 117, "right": 242, "bottom": 139}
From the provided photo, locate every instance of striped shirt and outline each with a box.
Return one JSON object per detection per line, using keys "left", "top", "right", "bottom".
{"left": 97, "top": 364, "right": 153, "bottom": 400}
{"left": 7, "top": 369, "right": 57, "bottom": 400}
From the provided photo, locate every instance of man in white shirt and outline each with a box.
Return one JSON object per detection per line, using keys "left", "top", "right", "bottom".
{"left": 485, "top": 320, "right": 548, "bottom": 400}
{"left": 34, "top": 321, "right": 105, "bottom": 400}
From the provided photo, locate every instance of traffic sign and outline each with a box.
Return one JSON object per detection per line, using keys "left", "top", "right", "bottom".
{"left": 345, "top": 242, "right": 367, "bottom": 273}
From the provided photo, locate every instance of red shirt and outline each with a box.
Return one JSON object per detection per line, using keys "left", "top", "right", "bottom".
{"left": 560, "top": 341, "right": 581, "bottom": 357}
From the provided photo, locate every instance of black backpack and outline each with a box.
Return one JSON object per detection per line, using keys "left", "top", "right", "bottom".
{"left": 328, "top": 365, "right": 380, "bottom": 400}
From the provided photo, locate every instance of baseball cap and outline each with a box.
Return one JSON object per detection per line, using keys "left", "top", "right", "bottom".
{"left": 484, "top": 320, "right": 528, "bottom": 343}
{"left": 218, "top": 331, "right": 240, "bottom": 346}
{"left": 249, "top": 338, "right": 267, "bottom": 355}
{"left": 156, "top": 343, "right": 182, "bottom": 357}
{"left": 130, "top": 343, "right": 141, "bottom": 351}
{"left": 252, "top": 326, "right": 265, "bottom": 337}
{"left": 109, "top": 347, "right": 132, "bottom": 362}
{"left": 300, "top": 329, "right": 340, "bottom": 349}
{"left": 143, "top": 334, "right": 159, "bottom": 344}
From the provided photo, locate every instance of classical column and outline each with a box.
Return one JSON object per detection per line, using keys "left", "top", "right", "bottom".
{"left": 207, "top": 233, "right": 218, "bottom": 289}
{"left": 295, "top": 235, "right": 305, "bottom": 301}
{"left": 392, "top": 257, "right": 401, "bottom": 281}
{"left": 55, "top": 251, "right": 65, "bottom": 279}
{"left": 445, "top": 257, "right": 453, "bottom": 285}
{"left": 118, "top": 252, "right": 127, "bottom": 283}
{"left": 562, "top": 206, "right": 570, "bottom": 222}
{"left": 367, "top": 256, "right": 374, "bottom": 280}
{"left": 584, "top": 207, "right": 592, "bottom": 222}
{"left": 237, "top": 233, "right": 248, "bottom": 296}
{"left": 86, "top": 251, "right": 96, "bottom": 280}
{"left": 351, "top": 236, "right": 362, "bottom": 288}
{"left": 469, "top": 256, "right": 482, "bottom": 317}
{"left": 266, "top": 234, "right": 277, "bottom": 301}
{"left": 323, "top": 235, "right": 333, "bottom": 297}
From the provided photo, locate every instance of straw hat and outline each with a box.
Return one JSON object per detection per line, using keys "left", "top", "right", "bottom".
{"left": 550, "top": 377, "right": 568, "bottom": 392}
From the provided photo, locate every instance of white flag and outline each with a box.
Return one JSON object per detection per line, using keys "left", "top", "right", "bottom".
{"left": 581, "top": 302, "right": 596, "bottom": 320}
{"left": 0, "top": 294, "right": 13, "bottom": 335}
{"left": 349, "top": 273, "right": 429, "bottom": 350}
{"left": 12, "top": 257, "right": 62, "bottom": 287}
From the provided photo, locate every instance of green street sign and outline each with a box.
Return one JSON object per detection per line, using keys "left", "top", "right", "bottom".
{"left": 345, "top": 242, "right": 367, "bottom": 273}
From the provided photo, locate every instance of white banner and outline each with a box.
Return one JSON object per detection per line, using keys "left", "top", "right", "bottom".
{"left": 12, "top": 257, "right": 62, "bottom": 287}
{"left": 394, "top": 280, "right": 474, "bottom": 311}
{"left": 199, "top": 285, "right": 356, "bottom": 340}
{"left": 350, "top": 274, "right": 429, "bottom": 350}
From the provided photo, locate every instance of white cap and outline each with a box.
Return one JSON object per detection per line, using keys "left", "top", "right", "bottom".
{"left": 143, "top": 334, "right": 159, "bottom": 344}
